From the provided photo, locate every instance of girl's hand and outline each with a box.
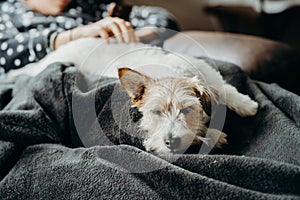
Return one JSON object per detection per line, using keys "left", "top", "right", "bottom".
{"left": 54, "top": 17, "right": 139, "bottom": 50}
{"left": 76, "top": 17, "right": 139, "bottom": 43}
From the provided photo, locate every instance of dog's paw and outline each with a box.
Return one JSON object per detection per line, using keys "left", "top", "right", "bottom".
{"left": 215, "top": 132, "right": 228, "bottom": 148}
{"left": 205, "top": 129, "right": 228, "bottom": 148}
{"left": 144, "top": 139, "right": 172, "bottom": 155}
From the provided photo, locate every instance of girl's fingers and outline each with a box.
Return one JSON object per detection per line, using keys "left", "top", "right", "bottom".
{"left": 117, "top": 20, "right": 131, "bottom": 43}
{"left": 124, "top": 21, "right": 137, "bottom": 43}
{"left": 93, "top": 17, "right": 140, "bottom": 43}
{"left": 107, "top": 21, "right": 124, "bottom": 43}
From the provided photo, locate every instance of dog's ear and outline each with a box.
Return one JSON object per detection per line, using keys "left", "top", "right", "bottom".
{"left": 193, "top": 84, "right": 219, "bottom": 117}
{"left": 193, "top": 87, "right": 212, "bottom": 116}
{"left": 208, "top": 85, "right": 219, "bottom": 103}
{"left": 118, "top": 68, "right": 150, "bottom": 107}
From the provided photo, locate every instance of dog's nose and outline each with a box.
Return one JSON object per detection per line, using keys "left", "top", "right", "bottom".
{"left": 165, "top": 137, "right": 181, "bottom": 149}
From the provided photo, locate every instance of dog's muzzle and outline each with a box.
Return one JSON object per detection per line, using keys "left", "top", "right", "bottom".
{"left": 164, "top": 137, "right": 181, "bottom": 150}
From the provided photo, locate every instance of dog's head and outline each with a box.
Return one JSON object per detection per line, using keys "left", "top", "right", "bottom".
{"left": 118, "top": 68, "right": 216, "bottom": 154}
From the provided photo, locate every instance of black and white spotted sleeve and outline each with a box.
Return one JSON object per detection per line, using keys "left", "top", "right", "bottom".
{"left": 0, "top": 28, "right": 52, "bottom": 72}
{"left": 129, "top": 5, "right": 180, "bottom": 45}
{"left": 0, "top": 0, "right": 85, "bottom": 72}
{"left": 0, "top": 2, "right": 54, "bottom": 72}
{"left": 69, "top": 0, "right": 121, "bottom": 20}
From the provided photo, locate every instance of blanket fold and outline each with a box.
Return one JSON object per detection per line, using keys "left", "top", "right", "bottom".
{"left": 0, "top": 60, "right": 299, "bottom": 199}
{"left": 0, "top": 144, "right": 299, "bottom": 199}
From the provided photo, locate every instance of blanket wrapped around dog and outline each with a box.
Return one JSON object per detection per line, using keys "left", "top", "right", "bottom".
{"left": 0, "top": 60, "right": 299, "bottom": 199}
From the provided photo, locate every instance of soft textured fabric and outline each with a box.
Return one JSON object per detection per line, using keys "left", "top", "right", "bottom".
{"left": 0, "top": 61, "right": 299, "bottom": 199}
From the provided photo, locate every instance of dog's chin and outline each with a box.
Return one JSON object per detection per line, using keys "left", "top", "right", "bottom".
{"left": 144, "top": 135, "right": 202, "bottom": 155}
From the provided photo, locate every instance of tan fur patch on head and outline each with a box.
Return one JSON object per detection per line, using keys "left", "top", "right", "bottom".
{"left": 131, "top": 85, "right": 146, "bottom": 107}
{"left": 118, "top": 68, "right": 150, "bottom": 107}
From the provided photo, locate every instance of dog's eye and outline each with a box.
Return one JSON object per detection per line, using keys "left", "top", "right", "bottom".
{"left": 181, "top": 107, "right": 192, "bottom": 115}
{"left": 151, "top": 110, "right": 162, "bottom": 116}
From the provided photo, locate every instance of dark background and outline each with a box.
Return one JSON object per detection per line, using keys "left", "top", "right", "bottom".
{"left": 125, "top": 0, "right": 300, "bottom": 51}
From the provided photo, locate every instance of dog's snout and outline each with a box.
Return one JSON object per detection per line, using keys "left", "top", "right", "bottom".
{"left": 165, "top": 137, "right": 181, "bottom": 149}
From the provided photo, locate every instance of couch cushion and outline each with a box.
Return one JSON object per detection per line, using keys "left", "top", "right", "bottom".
{"left": 164, "top": 31, "right": 300, "bottom": 94}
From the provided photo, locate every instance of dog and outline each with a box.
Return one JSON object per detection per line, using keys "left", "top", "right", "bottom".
{"left": 6, "top": 37, "right": 258, "bottom": 154}
{"left": 118, "top": 67, "right": 258, "bottom": 155}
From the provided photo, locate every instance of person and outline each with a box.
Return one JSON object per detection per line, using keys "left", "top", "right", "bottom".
{"left": 0, "top": 0, "right": 179, "bottom": 73}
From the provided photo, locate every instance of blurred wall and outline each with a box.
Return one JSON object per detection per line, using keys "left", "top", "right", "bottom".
{"left": 124, "top": 0, "right": 300, "bottom": 50}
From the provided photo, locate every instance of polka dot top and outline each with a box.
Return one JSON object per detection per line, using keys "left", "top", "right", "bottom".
{"left": 0, "top": 0, "right": 179, "bottom": 73}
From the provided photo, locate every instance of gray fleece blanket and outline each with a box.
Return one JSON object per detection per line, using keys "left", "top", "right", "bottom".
{"left": 0, "top": 60, "right": 299, "bottom": 199}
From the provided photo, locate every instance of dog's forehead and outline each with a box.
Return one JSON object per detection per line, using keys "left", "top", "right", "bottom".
{"left": 152, "top": 77, "right": 193, "bottom": 89}
{"left": 146, "top": 78, "right": 201, "bottom": 108}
